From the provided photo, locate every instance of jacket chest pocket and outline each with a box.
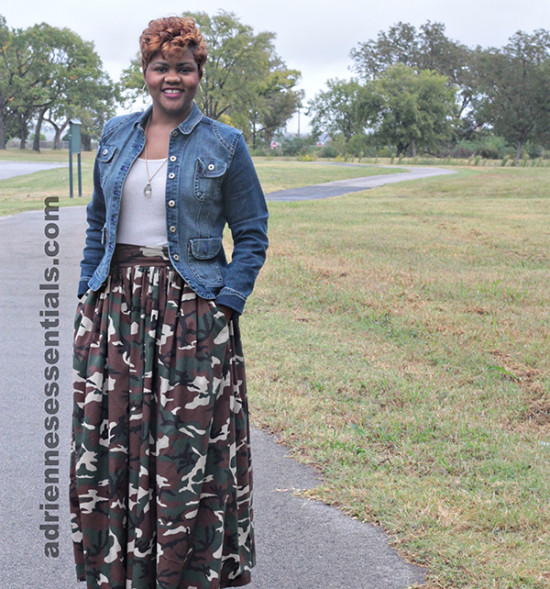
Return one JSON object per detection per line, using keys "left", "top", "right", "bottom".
{"left": 194, "top": 157, "right": 227, "bottom": 201}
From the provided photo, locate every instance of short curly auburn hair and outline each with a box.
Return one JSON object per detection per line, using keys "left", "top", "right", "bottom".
{"left": 139, "top": 16, "right": 207, "bottom": 73}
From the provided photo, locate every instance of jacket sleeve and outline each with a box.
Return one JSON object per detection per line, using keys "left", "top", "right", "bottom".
{"left": 216, "top": 134, "right": 269, "bottom": 314}
{"left": 78, "top": 147, "right": 106, "bottom": 296}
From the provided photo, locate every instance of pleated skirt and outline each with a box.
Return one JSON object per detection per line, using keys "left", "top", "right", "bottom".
{"left": 70, "top": 244, "right": 254, "bottom": 589}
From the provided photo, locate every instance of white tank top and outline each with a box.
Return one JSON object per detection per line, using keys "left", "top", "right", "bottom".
{"left": 116, "top": 158, "right": 169, "bottom": 246}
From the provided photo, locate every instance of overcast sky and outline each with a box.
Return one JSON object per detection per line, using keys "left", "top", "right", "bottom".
{"left": 3, "top": 0, "right": 549, "bottom": 132}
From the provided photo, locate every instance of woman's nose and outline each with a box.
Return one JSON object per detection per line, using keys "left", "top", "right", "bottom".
{"left": 165, "top": 69, "right": 180, "bottom": 81}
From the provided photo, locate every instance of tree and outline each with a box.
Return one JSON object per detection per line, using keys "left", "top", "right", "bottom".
{"left": 247, "top": 66, "right": 303, "bottom": 147}
{"left": 307, "top": 78, "right": 363, "bottom": 140}
{"left": 357, "top": 64, "right": 455, "bottom": 156}
{"left": 350, "top": 21, "right": 473, "bottom": 119}
{"left": 0, "top": 17, "right": 39, "bottom": 149}
{"left": 0, "top": 17, "right": 116, "bottom": 150}
{"left": 21, "top": 23, "right": 117, "bottom": 151}
{"left": 350, "top": 21, "right": 419, "bottom": 79}
{"left": 474, "top": 30, "right": 550, "bottom": 161}
{"left": 121, "top": 11, "right": 302, "bottom": 142}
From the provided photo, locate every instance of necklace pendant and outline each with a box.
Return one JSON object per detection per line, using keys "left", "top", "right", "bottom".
{"left": 143, "top": 183, "right": 152, "bottom": 197}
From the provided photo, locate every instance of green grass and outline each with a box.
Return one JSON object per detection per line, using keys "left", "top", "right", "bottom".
{"left": 241, "top": 166, "right": 550, "bottom": 588}
{"left": 0, "top": 147, "right": 70, "bottom": 162}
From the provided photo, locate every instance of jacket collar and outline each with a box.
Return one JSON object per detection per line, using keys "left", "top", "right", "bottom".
{"left": 137, "top": 102, "right": 203, "bottom": 135}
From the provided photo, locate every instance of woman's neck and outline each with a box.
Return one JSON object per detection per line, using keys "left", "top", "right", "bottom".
{"left": 142, "top": 110, "right": 187, "bottom": 159}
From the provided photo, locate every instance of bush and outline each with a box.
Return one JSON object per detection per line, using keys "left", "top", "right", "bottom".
{"left": 447, "top": 135, "right": 512, "bottom": 160}
{"left": 524, "top": 141, "right": 547, "bottom": 159}
{"left": 345, "top": 134, "right": 370, "bottom": 157}
{"left": 318, "top": 144, "right": 339, "bottom": 158}
{"left": 281, "top": 135, "right": 316, "bottom": 157}
{"left": 378, "top": 146, "right": 394, "bottom": 158}
{"left": 249, "top": 146, "right": 268, "bottom": 157}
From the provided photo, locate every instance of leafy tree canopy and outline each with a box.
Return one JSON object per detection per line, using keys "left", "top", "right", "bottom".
{"left": 0, "top": 16, "right": 116, "bottom": 150}
{"left": 306, "top": 78, "right": 363, "bottom": 141}
{"left": 350, "top": 21, "right": 473, "bottom": 117}
{"left": 357, "top": 64, "right": 456, "bottom": 156}
{"left": 474, "top": 30, "right": 550, "bottom": 160}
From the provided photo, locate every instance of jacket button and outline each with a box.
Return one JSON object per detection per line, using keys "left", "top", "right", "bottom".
{"left": 172, "top": 131, "right": 177, "bottom": 137}
{"left": 169, "top": 225, "right": 176, "bottom": 233}
{"left": 170, "top": 155, "right": 177, "bottom": 162}
{"left": 208, "top": 163, "right": 215, "bottom": 171}
{"left": 102, "top": 149, "right": 108, "bottom": 155}
{"left": 168, "top": 200, "right": 175, "bottom": 207}
{"left": 168, "top": 172, "right": 175, "bottom": 179}
{"left": 173, "top": 253, "right": 179, "bottom": 261}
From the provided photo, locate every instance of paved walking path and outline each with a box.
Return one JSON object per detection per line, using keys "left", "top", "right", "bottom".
{"left": 266, "top": 165, "right": 456, "bottom": 201}
{"left": 0, "top": 160, "right": 66, "bottom": 180}
{"left": 0, "top": 163, "right": 438, "bottom": 588}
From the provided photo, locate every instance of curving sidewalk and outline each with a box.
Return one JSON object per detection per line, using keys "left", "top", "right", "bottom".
{"left": 267, "top": 165, "right": 456, "bottom": 201}
{"left": 0, "top": 160, "right": 67, "bottom": 180}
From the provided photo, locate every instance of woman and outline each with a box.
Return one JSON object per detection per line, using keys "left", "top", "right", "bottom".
{"left": 70, "top": 16, "right": 268, "bottom": 589}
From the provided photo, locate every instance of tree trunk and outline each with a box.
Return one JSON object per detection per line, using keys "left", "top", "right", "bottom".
{"left": 50, "top": 121, "right": 68, "bottom": 150}
{"left": 251, "top": 122, "right": 257, "bottom": 150}
{"left": 54, "top": 128, "right": 62, "bottom": 150}
{"left": 19, "top": 117, "right": 29, "bottom": 150}
{"left": 33, "top": 109, "right": 46, "bottom": 152}
{"left": 0, "top": 113, "right": 6, "bottom": 149}
{"left": 515, "top": 141, "right": 523, "bottom": 163}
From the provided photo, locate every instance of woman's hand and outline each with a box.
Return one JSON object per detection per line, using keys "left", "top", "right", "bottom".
{"left": 218, "top": 304, "right": 233, "bottom": 324}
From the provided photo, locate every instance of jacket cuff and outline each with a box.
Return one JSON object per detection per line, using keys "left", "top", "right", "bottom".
{"left": 78, "top": 278, "right": 90, "bottom": 298}
{"left": 216, "top": 287, "right": 246, "bottom": 315}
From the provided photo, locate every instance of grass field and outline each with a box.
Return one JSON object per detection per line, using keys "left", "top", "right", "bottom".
{"left": 1, "top": 152, "right": 548, "bottom": 586}
{"left": 242, "top": 166, "right": 549, "bottom": 588}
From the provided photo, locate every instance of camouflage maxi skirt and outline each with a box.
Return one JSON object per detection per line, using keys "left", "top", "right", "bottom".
{"left": 70, "top": 245, "right": 255, "bottom": 589}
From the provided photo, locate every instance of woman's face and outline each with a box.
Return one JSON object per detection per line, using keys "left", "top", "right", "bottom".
{"left": 144, "top": 48, "right": 202, "bottom": 124}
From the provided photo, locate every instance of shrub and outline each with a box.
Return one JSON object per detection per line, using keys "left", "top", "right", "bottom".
{"left": 281, "top": 135, "right": 316, "bottom": 157}
{"left": 318, "top": 144, "right": 339, "bottom": 158}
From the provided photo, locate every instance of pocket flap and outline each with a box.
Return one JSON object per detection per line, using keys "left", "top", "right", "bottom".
{"left": 189, "top": 237, "right": 223, "bottom": 260}
{"left": 97, "top": 145, "right": 117, "bottom": 162}
{"left": 196, "top": 157, "right": 227, "bottom": 178}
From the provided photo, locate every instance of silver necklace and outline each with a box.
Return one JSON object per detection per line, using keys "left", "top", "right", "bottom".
{"left": 143, "top": 118, "right": 168, "bottom": 197}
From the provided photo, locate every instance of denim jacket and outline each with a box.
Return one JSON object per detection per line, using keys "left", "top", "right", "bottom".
{"left": 79, "top": 103, "right": 268, "bottom": 315}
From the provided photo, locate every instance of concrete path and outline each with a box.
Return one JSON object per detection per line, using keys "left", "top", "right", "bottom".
{"left": 0, "top": 203, "right": 428, "bottom": 587}
{"left": 0, "top": 160, "right": 67, "bottom": 180}
{"left": 266, "top": 165, "right": 456, "bottom": 201}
